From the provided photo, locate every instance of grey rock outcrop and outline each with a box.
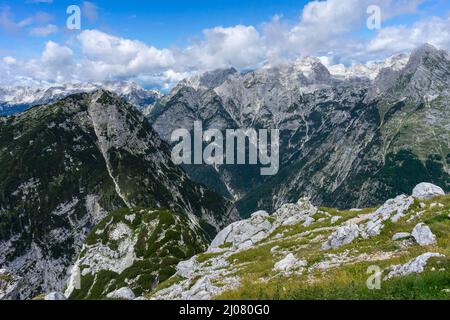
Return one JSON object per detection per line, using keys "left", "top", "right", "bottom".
{"left": 364, "top": 195, "right": 414, "bottom": 237}
{"left": 273, "top": 254, "right": 307, "bottom": 274}
{"left": 322, "top": 224, "right": 360, "bottom": 250}
{"left": 322, "top": 194, "right": 416, "bottom": 249}
{"left": 210, "top": 197, "right": 319, "bottom": 251}
{"left": 412, "top": 223, "right": 437, "bottom": 246}
{"left": 392, "top": 232, "right": 411, "bottom": 241}
{"left": 209, "top": 210, "right": 272, "bottom": 250}
{"left": 106, "top": 287, "right": 136, "bottom": 300}
{"left": 44, "top": 292, "right": 67, "bottom": 300}
{"left": 386, "top": 252, "right": 444, "bottom": 279}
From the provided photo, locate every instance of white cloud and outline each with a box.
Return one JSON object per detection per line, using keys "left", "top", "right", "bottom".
{"left": 76, "top": 30, "right": 175, "bottom": 81}
{"left": 367, "top": 16, "right": 450, "bottom": 54}
{"left": 17, "top": 41, "right": 75, "bottom": 83}
{"left": 259, "top": 0, "right": 427, "bottom": 59}
{"left": 181, "top": 25, "right": 265, "bottom": 70}
{"left": 3, "top": 56, "right": 16, "bottom": 64}
{"left": 1, "top": 0, "right": 447, "bottom": 88}
{"left": 29, "top": 24, "right": 57, "bottom": 36}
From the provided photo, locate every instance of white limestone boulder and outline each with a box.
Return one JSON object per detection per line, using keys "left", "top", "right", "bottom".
{"left": 412, "top": 183, "right": 445, "bottom": 200}
{"left": 412, "top": 223, "right": 437, "bottom": 246}
{"left": 273, "top": 254, "right": 307, "bottom": 273}
{"left": 392, "top": 232, "right": 411, "bottom": 241}
{"left": 176, "top": 257, "right": 198, "bottom": 278}
{"left": 322, "top": 224, "right": 360, "bottom": 250}
{"left": 106, "top": 287, "right": 135, "bottom": 300}
{"left": 209, "top": 210, "right": 272, "bottom": 250}
{"left": 273, "top": 197, "right": 318, "bottom": 227}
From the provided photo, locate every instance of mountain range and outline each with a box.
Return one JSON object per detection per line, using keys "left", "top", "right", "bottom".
{"left": 148, "top": 44, "right": 450, "bottom": 216}
{"left": 0, "top": 81, "right": 161, "bottom": 116}
{"left": 0, "top": 43, "right": 449, "bottom": 300}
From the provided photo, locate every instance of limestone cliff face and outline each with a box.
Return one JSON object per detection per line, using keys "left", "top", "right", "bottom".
{"left": 66, "top": 208, "right": 208, "bottom": 299}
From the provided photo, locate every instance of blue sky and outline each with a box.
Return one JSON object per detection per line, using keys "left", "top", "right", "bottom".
{"left": 1, "top": 0, "right": 450, "bottom": 88}
{"left": 0, "top": 0, "right": 309, "bottom": 55}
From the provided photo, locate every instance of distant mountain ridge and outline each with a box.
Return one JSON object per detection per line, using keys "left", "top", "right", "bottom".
{"left": 0, "top": 81, "right": 162, "bottom": 116}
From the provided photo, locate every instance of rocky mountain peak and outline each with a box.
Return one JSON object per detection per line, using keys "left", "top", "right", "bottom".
{"left": 181, "top": 67, "right": 238, "bottom": 90}
{"left": 293, "top": 56, "right": 331, "bottom": 83}
{"left": 404, "top": 43, "right": 443, "bottom": 73}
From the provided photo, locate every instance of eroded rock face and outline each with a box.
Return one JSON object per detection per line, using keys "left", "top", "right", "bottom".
{"left": 412, "top": 183, "right": 445, "bottom": 199}
{"left": 385, "top": 253, "right": 444, "bottom": 279}
{"left": 66, "top": 208, "right": 207, "bottom": 299}
{"left": 412, "top": 223, "right": 437, "bottom": 246}
{"left": 0, "top": 269, "right": 22, "bottom": 300}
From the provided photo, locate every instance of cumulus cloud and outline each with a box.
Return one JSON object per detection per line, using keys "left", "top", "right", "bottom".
{"left": 182, "top": 25, "right": 265, "bottom": 70}
{"left": 12, "top": 41, "right": 75, "bottom": 83}
{"left": 76, "top": 30, "right": 176, "bottom": 81}
{"left": 367, "top": 16, "right": 450, "bottom": 54}
{"left": 3, "top": 56, "right": 16, "bottom": 64}
{"left": 260, "top": 0, "right": 427, "bottom": 60}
